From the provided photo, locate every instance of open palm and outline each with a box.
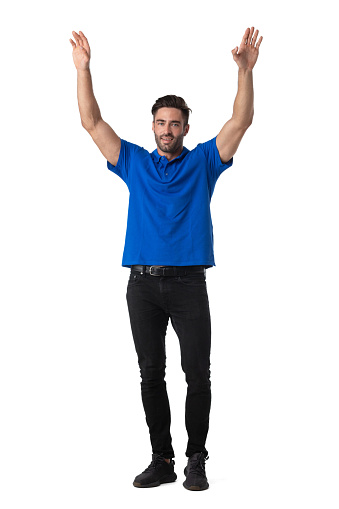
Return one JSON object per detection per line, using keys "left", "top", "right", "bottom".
{"left": 70, "top": 31, "right": 91, "bottom": 71}
{"left": 232, "top": 27, "right": 263, "bottom": 70}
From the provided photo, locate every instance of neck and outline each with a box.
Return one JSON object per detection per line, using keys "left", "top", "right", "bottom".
{"left": 157, "top": 146, "right": 184, "bottom": 161}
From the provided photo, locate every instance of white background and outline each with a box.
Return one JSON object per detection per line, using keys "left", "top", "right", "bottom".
{"left": 1, "top": 0, "right": 338, "bottom": 507}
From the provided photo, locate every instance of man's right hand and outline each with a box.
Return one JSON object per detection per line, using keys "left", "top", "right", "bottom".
{"left": 70, "top": 31, "right": 91, "bottom": 71}
{"left": 71, "top": 30, "right": 121, "bottom": 166}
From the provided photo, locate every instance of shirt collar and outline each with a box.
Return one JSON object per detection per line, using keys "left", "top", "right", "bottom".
{"left": 151, "top": 146, "right": 189, "bottom": 163}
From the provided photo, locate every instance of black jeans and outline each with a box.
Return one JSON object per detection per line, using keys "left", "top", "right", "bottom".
{"left": 126, "top": 269, "right": 211, "bottom": 458}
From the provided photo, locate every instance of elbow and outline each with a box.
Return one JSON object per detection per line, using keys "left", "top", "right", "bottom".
{"left": 81, "top": 119, "right": 93, "bottom": 131}
{"left": 244, "top": 111, "right": 254, "bottom": 129}
{"left": 246, "top": 117, "right": 253, "bottom": 129}
{"left": 232, "top": 112, "right": 254, "bottom": 132}
{"left": 248, "top": 111, "right": 254, "bottom": 127}
{"left": 248, "top": 109, "right": 255, "bottom": 127}
{"left": 241, "top": 117, "right": 253, "bottom": 132}
{"left": 81, "top": 115, "right": 102, "bottom": 132}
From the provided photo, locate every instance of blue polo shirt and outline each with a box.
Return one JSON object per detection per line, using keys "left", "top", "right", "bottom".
{"left": 107, "top": 137, "right": 233, "bottom": 267}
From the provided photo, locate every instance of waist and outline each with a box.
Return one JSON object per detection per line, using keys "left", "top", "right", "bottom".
{"left": 131, "top": 265, "right": 206, "bottom": 277}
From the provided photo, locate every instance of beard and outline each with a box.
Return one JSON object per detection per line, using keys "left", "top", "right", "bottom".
{"left": 154, "top": 132, "right": 185, "bottom": 154}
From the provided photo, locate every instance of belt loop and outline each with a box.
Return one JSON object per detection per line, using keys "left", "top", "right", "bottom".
{"left": 143, "top": 265, "right": 146, "bottom": 276}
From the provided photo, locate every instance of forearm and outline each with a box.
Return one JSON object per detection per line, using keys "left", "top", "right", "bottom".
{"left": 232, "top": 68, "right": 254, "bottom": 129}
{"left": 77, "top": 69, "right": 102, "bottom": 131}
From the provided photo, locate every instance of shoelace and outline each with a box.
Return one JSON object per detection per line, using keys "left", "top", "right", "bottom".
{"left": 188, "top": 454, "right": 209, "bottom": 475}
{"left": 143, "top": 455, "right": 170, "bottom": 473}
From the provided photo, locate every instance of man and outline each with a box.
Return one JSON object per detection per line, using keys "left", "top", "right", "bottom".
{"left": 70, "top": 27, "right": 263, "bottom": 491}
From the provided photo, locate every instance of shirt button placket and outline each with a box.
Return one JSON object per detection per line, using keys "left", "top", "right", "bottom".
{"left": 161, "top": 157, "right": 168, "bottom": 177}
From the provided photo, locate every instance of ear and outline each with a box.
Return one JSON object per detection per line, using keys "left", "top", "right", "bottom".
{"left": 152, "top": 121, "right": 155, "bottom": 133}
{"left": 184, "top": 124, "right": 190, "bottom": 136}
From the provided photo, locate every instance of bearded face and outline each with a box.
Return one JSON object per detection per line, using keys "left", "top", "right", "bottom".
{"left": 152, "top": 107, "right": 189, "bottom": 159}
{"left": 154, "top": 130, "right": 185, "bottom": 154}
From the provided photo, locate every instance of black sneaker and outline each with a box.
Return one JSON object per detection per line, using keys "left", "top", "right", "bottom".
{"left": 133, "top": 454, "right": 177, "bottom": 488}
{"left": 183, "top": 452, "right": 209, "bottom": 491}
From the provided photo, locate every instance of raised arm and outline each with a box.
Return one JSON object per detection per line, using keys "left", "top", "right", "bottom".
{"left": 216, "top": 27, "right": 263, "bottom": 164}
{"left": 70, "top": 31, "right": 121, "bottom": 166}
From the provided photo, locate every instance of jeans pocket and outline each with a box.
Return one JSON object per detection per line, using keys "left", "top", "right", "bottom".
{"left": 178, "top": 274, "right": 206, "bottom": 286}
{"left": 128, "top": 273, "right": 142, "bottom": 286}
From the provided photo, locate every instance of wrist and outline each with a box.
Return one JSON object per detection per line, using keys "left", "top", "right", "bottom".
{"left": 238, "top": 67, "right": 253, "bottom": 74}
{"left": 77, "top": 66, "right": 90, "bottom": 74}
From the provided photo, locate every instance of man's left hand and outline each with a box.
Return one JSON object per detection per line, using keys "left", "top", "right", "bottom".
{"left": 232, "top": 27, "right": 263, "bottom": 70}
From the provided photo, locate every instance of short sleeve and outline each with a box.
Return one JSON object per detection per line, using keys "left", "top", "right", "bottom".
{"left": 107, "top": 139, "right": 141, "bottom": 185}
{"left": 197, "top": 137, "right": 233, "bottom": 184}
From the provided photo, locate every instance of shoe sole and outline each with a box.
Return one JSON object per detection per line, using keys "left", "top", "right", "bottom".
{"left": 183, "top": 481, "right": 209, "bottom": 491}
{"left": 183, "top": 465, "right": 209, "bottom": 491}
{"left": 133, "top": 473, "right": 177, "bottom": 488}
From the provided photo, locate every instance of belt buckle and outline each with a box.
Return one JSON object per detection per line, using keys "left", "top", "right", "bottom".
{"left": 149, "top": 266, "right": 165, "bottom": 276}
{"left": 149, "top": 266, "right": 157, "bottom": 276}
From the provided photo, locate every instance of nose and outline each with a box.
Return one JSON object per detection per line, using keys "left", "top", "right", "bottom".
{"left": 164, "top": 123, "right": 172, "bottom": 134}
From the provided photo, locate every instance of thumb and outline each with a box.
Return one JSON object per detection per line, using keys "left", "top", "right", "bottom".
{"left": 231, "top": 46, "right": 238, "bottom": 56}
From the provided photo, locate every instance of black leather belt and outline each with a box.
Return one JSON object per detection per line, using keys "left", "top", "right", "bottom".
{"left": 131, "top": 265, "right": 206, "bottom": 277}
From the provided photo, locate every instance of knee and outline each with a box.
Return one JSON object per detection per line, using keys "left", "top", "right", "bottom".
{"left": 184, "top": 366, "right": 211, "bottom": 387}
{"left": 140, "top": 364, "right": 166, "bottom": 387}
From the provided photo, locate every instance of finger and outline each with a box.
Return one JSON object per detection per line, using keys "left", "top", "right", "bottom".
{"left": 79, "top": 31, "right": 87, "bottom": 42}
{"left": 69, "top": 38, "right": 76, "bottom": 48}
{"left": 256, "top": 36, "right": 263, "bottom": 49}
{"left": 241, "top": 27, "right": 250, "bottom": 46}
{"left": 252, "top": 29, "right": 259, "bottom": 47}
{"left": 72, "top": 31, "right": 81, "bottom": 46}
{"left": 78, "top": 31, "right": 85, "bottom": 46}
{"left": 248, "top": 26, "right": 255, "bottom": 45}
{"left": 79, "top": 31, "right": 90, "bottom": 52}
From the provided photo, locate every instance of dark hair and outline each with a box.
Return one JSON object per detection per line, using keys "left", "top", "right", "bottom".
{"left": 151, "top": 95, "right": 192, "bottom": 125}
